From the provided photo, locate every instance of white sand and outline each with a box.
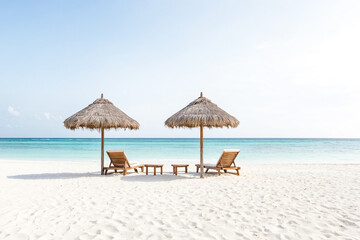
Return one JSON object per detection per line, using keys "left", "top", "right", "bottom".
{"left": 0, "top": 160, "right": 359, "bottom": 240}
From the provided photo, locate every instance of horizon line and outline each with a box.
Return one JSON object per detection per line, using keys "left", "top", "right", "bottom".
{"left": 1, "top": 137, "right": 360, "bottom": 140}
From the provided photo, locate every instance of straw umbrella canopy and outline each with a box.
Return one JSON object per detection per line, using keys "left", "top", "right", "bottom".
{"left": 64, "top": 94, "right": 139, "bottom": 175}
{"left": 165, "top": 92, "right": 239, "bottom": 178}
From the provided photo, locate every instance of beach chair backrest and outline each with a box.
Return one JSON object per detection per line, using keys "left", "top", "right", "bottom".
{"left": 216, "top": 150, "right": 240, "bottom": 168}
{"left": 106, "top": 151, "right": 131, "bottom": 168}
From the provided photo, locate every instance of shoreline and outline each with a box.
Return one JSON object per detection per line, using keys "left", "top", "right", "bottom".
{"left": 1, "top": 158, "right": 360, "bottom": 165}
{"left": 1, "top": 137, "right": 360, "bottom": 139}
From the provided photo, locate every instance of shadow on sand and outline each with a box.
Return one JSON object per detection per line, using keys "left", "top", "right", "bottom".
{"left": 7, "top": 172, "right": 101, "bottom": 180}
{"left": 120, "top": 172, "right": 199, "bottom": 182}
{"left": 7, "top": 171, "right": 218, "bottom": 181}
{"left": 120, "top": 171, "right": 222, "bottom": 182}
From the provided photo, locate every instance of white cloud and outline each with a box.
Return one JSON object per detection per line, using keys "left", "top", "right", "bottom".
{"left": 44, "top": 112, "right": 51, "bottom": 120}
{"left": 8, "top": 106, "right": 20, "bottom": 116}
{"left": 34, "top": 114, "right": 42, "bottom": 120}
{"left": 41, "top": 112, "right": 63, "bottom": 122}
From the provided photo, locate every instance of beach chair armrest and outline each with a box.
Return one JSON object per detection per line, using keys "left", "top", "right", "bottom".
{"left": 132, "top": 164, "right": 144, "bottom": 168}
{"left": 222, "top": 166, "right": 240, "bottom": 170}
{"left": 203, "top": 166, "right": 220, "bottom": 170}
{"left": 104, "top": 166, "right": 124, "bottom": 170}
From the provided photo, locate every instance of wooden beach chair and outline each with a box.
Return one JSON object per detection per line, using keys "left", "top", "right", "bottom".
{"left": 104, "top": 150, "right": 144, "bottom": 175}
{"left": 195, "top": 149, "right": 240, "bottom": 176}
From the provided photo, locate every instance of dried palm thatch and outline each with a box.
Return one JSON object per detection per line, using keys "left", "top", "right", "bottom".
{"left": 165, "top": 92, "right": 239, "bottom": 178}
{"left": 165, "top": 94, "right": 239, "bottom": 128}
{"left": 64, "top": 94, "right": 139, "bottom": 175}
{"left": 64, "top": 96, "right": 139, "bottom": 130}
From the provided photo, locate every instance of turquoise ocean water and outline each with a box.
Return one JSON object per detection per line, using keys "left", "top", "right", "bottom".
{"left": 0, "top": 138, "right": 359, "bottom": 163}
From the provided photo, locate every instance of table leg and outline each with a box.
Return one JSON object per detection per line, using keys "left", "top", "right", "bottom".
{"left": 185, "top": 166, "right": 188, "bottom": 173}
{"left": 146, "top": 166, "right": 148, "bottom": 175}
{"left": 161, "top": 166, "right": 163, "bottom": 175}
{"left": 154, "top": 167, "right": 156, "bottom": 176}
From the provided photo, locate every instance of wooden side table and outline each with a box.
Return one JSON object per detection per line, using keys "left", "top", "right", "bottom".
{"left": 145, "top": 164, "right": 163, "bottom": 176}
{"left": 195, "top": 164, "right": 200, "bottom": 173}
{"left": 171, "top": 164, "right": 189, "bottom": 176}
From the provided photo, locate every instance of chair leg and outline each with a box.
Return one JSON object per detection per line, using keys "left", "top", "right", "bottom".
{"left": 141, "top": 166, "right": 144, "bottom": 172}
{"left": 205, "top": 168, "right": 209, "bottom": 173}
{"left": 123, "top": 169, "right": 127, "bottom": 176}
{"left": 196, "top": 166, "right": 199, "bottom": 173}
{"left": 134, "top": 168, "right": 138, "bottom": 173}
{"left": 218, "top": 169, "right": 221, "bottom": 175}
{"left": 236, "top": 169, "right": 239, "bottom": 175}
{"left": 224, "top": 170, "right": 227, "bottom": 173}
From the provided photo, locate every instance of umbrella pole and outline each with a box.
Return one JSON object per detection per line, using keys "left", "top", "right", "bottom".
{"left": 200, "top": 125, "right": 204, "bottom": 178}
{"left": 101, "top": 127, "right": 104, "bottom": 175}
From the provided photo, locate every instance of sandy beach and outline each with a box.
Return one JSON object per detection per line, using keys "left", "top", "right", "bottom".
{"left": 2, "top": 0, "right": 360, "bottom": 239}
{"left": 0, "top": 160, "right": 359, "bottom": 240}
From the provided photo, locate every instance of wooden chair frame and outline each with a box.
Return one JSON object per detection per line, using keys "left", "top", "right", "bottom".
{"left": 104, "top": 151, "right": 144, "bottom": 175}
{"left": 195, "top": 150, "right": 240, "bottom": 176}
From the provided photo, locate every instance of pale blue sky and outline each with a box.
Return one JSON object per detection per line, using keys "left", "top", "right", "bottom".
{"left": 1, "top": 1, "right": 360, "bottom": 138}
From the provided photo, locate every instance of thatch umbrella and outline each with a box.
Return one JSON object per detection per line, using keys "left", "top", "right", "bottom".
{"left": 64, "top": 94, "right": 139, "bottom": 175}
{"left": 165, "top": 92, "right": 239, "bottom": 178}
